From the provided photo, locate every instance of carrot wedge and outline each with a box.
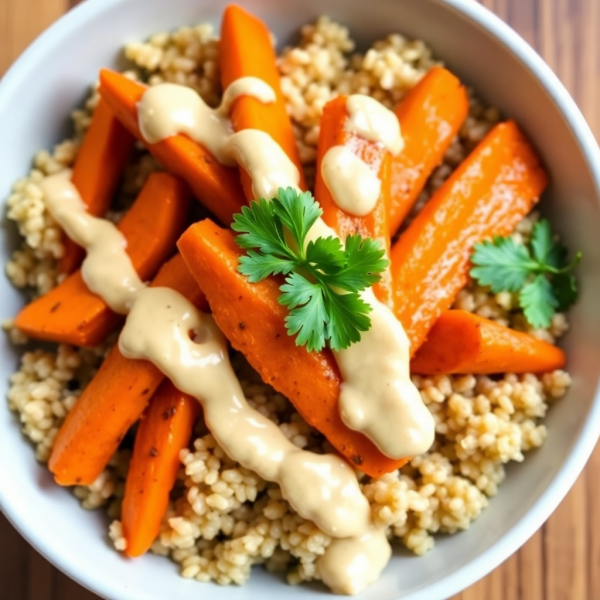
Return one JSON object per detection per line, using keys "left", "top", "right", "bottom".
{"left": 177, "top": 218, "right": 410, "bottom": 477}
{"left": 389, "top": 66, "right": 469, "bottom": 235}
{"left": 122, "top": 382, "right": 198, "bottom": 557}
{"left": 314, "top": 95, "right": 394, "bottom": 308}
{"left": 98, "top": 69, "right": 245, "bottom": 225}
{"left": 15, "top": 173, "right": 191, "bottom": 347}
{"left": 49, "top": 253, "right": 207, "bottom": 487}
{"left": 411, "top": 310, "right": 566, "bottom": 374}
{"left": 61, "top": 98, "right": 136, "bottom": 274}
{"left": 220, "top": 4, "right": 307, "bottom": 198}
{"left": 391, "top": 121, "right": 548, "bottom": 355}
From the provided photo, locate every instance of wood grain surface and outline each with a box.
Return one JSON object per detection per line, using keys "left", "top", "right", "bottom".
{"left": 0, "top": 0, "right": 598, "bottom": 598}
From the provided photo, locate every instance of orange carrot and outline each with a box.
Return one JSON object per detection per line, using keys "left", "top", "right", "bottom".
{"left": 49, "top": 253, "right": 207, "bottom": 487}
{"left": 389, "top": 66, "right": 469, "bottom": 235}
{"left": 314, "top": 95, "right": 394, "bottom": 308}
{"left": 122, "top": 382, "right": 198, "bottom": 557}
{"left": 391, "top": 121, "right": 548, "bottom": 355}
{"left": 177, "top": 218, "right": 410, "bottom": 477}
{"left": 15, "top": 173, "right": 191, "bottom": 347}
{"left": 98, "top": 69, "right": 246, "bottom": 225}
{"left": 220, "top": 4, "right": 307, "bottom": 199}
{"left": 410, "top": 310, "right": 566, "bottom": 375}
{"left": 61, "top": 98, "right": 136, "bottom": 274}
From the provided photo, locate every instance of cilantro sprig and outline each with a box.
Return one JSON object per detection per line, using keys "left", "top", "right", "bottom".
{"left": 231, "top": 187, "right": 388, "bottom": 352}
{"left": 470, "top": 219, "right": 581, "bottom": 329}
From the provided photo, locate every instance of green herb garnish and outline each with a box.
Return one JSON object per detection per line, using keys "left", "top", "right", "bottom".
{"left": 231, "top": 187, "right": 388, "bottom": 352}
{"left": 470, "top": 219, "right": 581, "bottom": 329}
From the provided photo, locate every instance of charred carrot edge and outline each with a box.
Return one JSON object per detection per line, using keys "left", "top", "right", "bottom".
{"left": 389, "top": 66, "right": 469, "bottom": 236}
{"left": 122, "top": 382, "right": 198, "bottom": 557}
{"left": 49, "top": 253, "right": 207, "bottom": 486}
{"left": 98, "top": 69, "right": 246, "bottom": 225}
{"left": 220, "top": 4, "right": 307, "bottom": 199}
{"left": 314, "top": 95, "right": 394, "bottom": 309}
{"left": 61, "top": 98, "right": 136, "bottom": 274}
{"left": 177, "top": 218, "right": 410, "bottom": 477}
{"left": 15, "top": 173, "right": 191, "bottom": 347}
{"left": 411, "top": 310, "right": 566, "bottom": 374}
{"left": 391, "top": 121, "right": 549, "bottom": 355}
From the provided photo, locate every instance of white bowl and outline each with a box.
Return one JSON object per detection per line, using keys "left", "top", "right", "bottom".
{"left": 1, "top": 0, "right": 599, "bottom": 598}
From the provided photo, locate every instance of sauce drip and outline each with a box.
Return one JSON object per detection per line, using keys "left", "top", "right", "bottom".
{"left": 321, "top": 145, "right": 382, "bottom": 217}
{"left": 41, "top": 171, "right": 143, "bottom": 314}
{"left": 345, "top": 94, "right": 404, "bottom": 156}
{"left": 41, "top": 77, "right": 436, "bottom": 595}
{"left": 138, "top": 77, "right": 275, "bottom": 165}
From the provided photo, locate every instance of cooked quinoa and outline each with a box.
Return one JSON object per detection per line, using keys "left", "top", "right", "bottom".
{"left": 4, "top": 16, "right": 571, "bottom": 588}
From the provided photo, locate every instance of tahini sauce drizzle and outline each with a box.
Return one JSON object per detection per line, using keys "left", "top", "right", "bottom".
{"left": 41, "top": 78, "right": 436, "bottom": 594}
{"left": 41, "top": 172, "right": 373, "bottom": 533}
{"left": 320, "top": 94, "right": 435, "bottom": 459}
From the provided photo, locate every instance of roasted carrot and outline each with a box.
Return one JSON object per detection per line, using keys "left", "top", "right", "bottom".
{"left": 49, "top": 253, "right": 207, "bottom": 487}
{"left": 177, "top": 218, "right": 410, "bottom": 477}
{"left": 220, "top": 4, "right": 307, "bottom": 198}
{"left": 410, "top": 310, "right": 566, "bottom": 375}
{"left": 391, "top": 121, "right": 548, "bottom": 355}
{"left": 98, "top": 69, "right": 246, "bottom": 225}
{"left": 15, "top": 173, "right": 191, "bottom": 347}
{"left": 314, "top": 95, "right": 394, "bottom": 308}
{"left": 61, "top": 98, "right": 136, "bottom": 274}
{"left": 389, "top": 66, "right": 469, "bottom": 235}
{"left": 122, "top": 382, "right": 198, "bottom": 557}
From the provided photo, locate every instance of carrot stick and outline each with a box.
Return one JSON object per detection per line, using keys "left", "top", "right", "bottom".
{"left": 389, "top": 66, "right": 469, "bottom": 235}
{"left": 122, "top": 382, "right": 198, "bottom": 557}
{"left": 98, "top": 69, "right": 246, "bottom": 225}
{"left": 410, "top": 310, "right": 566, "bottom": 375}
{"left": 61, "top": 98, "right": 136, "bottom": 274}
{"left": 391, "top": 121, "right": 548, "bottom": 355}
{"left": 15, "top": 173, "right": 191, "bottom": 347}
{"left": 49, "top": 253, "right": 207, "bottom": 487}
{"left": 177, "top": 218, "right": 410, "bottom": 477}
{"left": 220, "top": 4, "right": 307, "bottom": 199}
{"left": 314, "top": 95, "right": 394, "bottom": 308}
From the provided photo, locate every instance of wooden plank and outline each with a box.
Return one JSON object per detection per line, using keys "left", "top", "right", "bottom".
{"left": 0, "top": 514, "right": 29, "bottom": 600}
{"left": 0, "top": 0, "right": 68, "bottom": 76}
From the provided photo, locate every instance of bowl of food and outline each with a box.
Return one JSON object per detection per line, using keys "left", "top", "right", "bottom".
{"left": 1, "top": 0, "right": 599, "bottom": 598}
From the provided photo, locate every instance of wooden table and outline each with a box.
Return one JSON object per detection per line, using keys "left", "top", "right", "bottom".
{"left": 1, "top": 0, "right": 598, "bottom": 598}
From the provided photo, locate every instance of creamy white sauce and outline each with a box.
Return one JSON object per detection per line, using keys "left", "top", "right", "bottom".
{"left": 318, "top": 528, "right": 392, "bottom": 595}
{"left": 217, "top": 76, "right": 276, "bottom": 116}
{"left": 138, "top": 77, "right": 275, "bottom": 165}
{"left": 41, "top": 171, "right": 144, "bottom": 314}
{"left": 41, "top": 79, "right": 438, "bottom": 594}
{"left": 119, "top": 287, "right": 371, "bottom": 537}
{"left": 320, "top": 94, "right": 403, "bottom": 218}
{"left": 321, "top": 145, "right": 382, "bottom": 216}
{"left": 224, "top": 129, "right": 300, "bottom": 200}
{"left": 345, "top": 94, "right": 404, "bottom": 156}
{"left": 42, "top": 171, "right": 390, "bottom": 595}
{"left": 336, "top": 289, "right": 435, "bottom": 458}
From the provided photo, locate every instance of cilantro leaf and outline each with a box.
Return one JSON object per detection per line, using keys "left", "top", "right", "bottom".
{"left": 329, "top": 235, "right": 390, "bottom": 292}
{"left": 325, "top": 289, "right": 373, "bottom": 351}
{"left": 552, "top": 272, "right": 578, "bottom": 311}
{"left": 519, "top": 274, "right": 558, "bottom": 329}
{"left": 232, "top": 199, "right": 291, "bottom": 258}
{"left": 272, "top": 187, "right": 322, "bottom": 250}
{"left": 279, "top": 273, "right": 328, "bottom": 353}
{"left": 305, "top": 236, "right": 345, "bottom": 272}
{"left": 238, "top": 250, "right": 296, "bottom": 282}
{"left": 470, "top": 220, "right": 581, "bottom": 329}
{"left": 233, "top": 188, "right": 388, "bottom": 352}
{"left": 531, "top": 220, "right": 554, "bottom": 264}
{"left": 470, "top": 237, "right": 535, "bottom": 292}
